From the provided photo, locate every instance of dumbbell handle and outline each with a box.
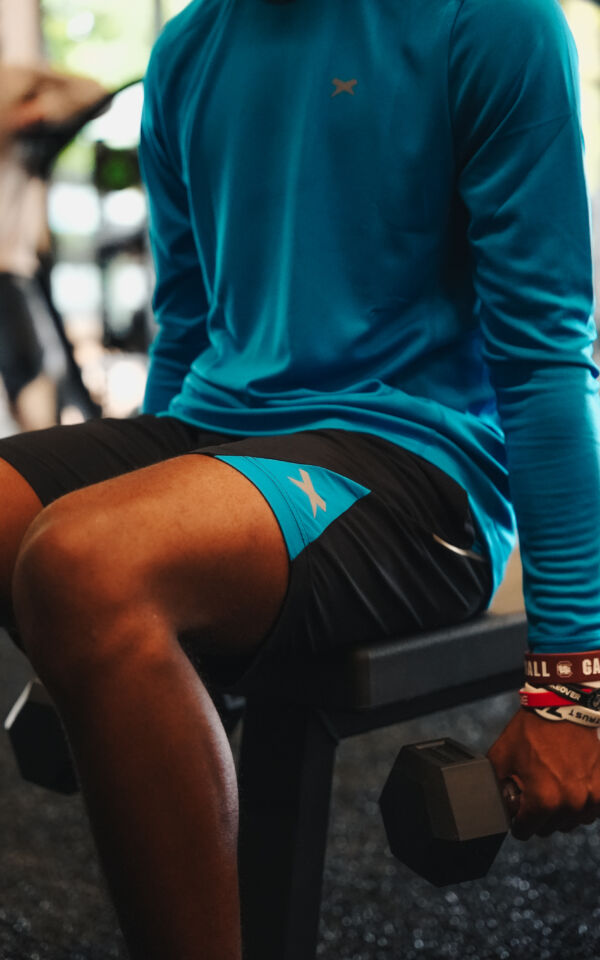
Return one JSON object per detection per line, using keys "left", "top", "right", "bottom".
{"left": 501, "top": 777, "right": 522, "bottom": 818}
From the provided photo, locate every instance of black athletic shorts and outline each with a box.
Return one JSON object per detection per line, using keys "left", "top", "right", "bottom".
{"left": 0, "top": 273, "right": 44, "bottom": 402}
{"left": 0, "top": 414, "right": 493, "bottom": 690}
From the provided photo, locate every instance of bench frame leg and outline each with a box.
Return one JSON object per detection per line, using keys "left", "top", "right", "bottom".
{"left": 237, "top": 698, "right": 338, "bottom": 960}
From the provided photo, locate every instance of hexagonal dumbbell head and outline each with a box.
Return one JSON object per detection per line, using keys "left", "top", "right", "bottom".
{"left": 379, "top": 738, "right": 510, "bottom": 886}
{"left": 4, "top": 678, "right": 78, "bottom": 794}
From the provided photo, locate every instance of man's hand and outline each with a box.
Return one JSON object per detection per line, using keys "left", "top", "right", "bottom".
{"left": 488, "top": 709, "right": 600, "bottom": 840}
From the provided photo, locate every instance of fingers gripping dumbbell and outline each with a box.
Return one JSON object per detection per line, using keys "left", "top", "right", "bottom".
{"left": 379, "top": 738, "right": 520, "bottom": 886}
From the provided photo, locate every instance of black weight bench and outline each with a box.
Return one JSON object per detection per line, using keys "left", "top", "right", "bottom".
{"left": 230, "top": 610, "right": 528, "bottom": 960}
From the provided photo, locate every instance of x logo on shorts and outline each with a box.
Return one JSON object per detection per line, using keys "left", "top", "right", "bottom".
{"left": 288, "top": 469, "right": 327, "bottom": 518}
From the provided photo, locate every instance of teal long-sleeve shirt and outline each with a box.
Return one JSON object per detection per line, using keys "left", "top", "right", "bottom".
{"left": 139, "top": 0, "right": 598, "bottom": 653}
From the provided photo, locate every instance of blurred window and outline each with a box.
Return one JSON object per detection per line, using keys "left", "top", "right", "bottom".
{"left": 562, "top": 0, "right": 600, "bottom": 329}
{"left": 41, "top": 0, "right": 154, "bottom": 89}
{"left": 163, "top": 0, "right": 191, "bottom": 19}
{"left": 562, "top": 0, "right": 600, "bottom": 194}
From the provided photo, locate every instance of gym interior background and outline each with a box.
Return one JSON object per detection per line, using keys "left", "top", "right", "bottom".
{"left": 0, "top": 0, "right": 598, "bottom": 434}
{"left": 0, "top": 1, "right": 599, "bottom": 958}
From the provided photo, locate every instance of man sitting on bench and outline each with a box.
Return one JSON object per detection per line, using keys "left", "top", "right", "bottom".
{"left": 1, "top": 0, "right": 599, "bottom": 957}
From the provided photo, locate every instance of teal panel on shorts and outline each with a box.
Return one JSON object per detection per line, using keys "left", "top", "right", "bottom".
{"left": 214, "top": 455, "right": 371, "bottom": 561}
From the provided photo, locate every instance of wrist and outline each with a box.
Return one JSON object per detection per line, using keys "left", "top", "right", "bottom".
{"left": 520, "top": 677, "right": 600, "bottom": 727}
{"left": 523, "top": 651, "right": 600, "bottom": 725}
{"left": 525, "top": 650, "right": 600, "bottom": 684}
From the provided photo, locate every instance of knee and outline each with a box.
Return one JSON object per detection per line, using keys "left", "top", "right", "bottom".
{"left": 12, "top": 500, "right": 147, "bottom": 686}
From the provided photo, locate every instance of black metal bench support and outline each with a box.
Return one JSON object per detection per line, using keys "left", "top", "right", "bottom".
{"left": 232, "top": 612, "right": 528, "bottom": 960}
{"left": 237, "top": 700, "right": 338, "bottom": 960}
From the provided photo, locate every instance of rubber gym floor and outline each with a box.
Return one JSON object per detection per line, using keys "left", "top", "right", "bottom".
{"left": 2, "top": 628, "right": 600, "bottom": 960}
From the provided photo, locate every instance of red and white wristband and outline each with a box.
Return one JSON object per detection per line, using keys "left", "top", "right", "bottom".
{"left": 522, "top": 652, "right": 600, "bottom": 727}
{"left": 520, "top": 682, "right": 600, "bottom": 727}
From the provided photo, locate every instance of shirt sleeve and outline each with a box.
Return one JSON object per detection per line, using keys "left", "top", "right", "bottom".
{"left": 449, "top": 0, "right": 600, "bottom": 652}
{"left": 138, "top": 45, "right": 210, "bottom": 415}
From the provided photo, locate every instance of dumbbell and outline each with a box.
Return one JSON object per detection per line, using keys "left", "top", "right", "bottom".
{"left": 4, "top": 676, "right": 246, "bottom": 794}
{"left": 379, "top": 737, "right": 520, "bottom": 887}
{"left": 4, "top": 678, "right": 78, "bottom": 794}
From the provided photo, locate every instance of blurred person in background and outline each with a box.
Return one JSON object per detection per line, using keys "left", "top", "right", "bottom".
{"left": 0, "top": 63, "right": 106, "bottom": 431}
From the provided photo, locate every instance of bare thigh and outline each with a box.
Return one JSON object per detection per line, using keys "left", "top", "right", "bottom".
{"left": 0, "top": 458, "right": 43, "bottom": 619}
{"left": 13, "top": 454, "right": 290, "bottom": 662}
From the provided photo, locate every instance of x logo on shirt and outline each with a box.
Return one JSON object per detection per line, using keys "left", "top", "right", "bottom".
{"left": 331, "top": 78, "right": 358, "bottom": 98}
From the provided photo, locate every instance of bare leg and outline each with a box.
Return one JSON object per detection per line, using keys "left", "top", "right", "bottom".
{"left": 12, "top": 455, "right": 289, "bottom": 960}
{"left": 12, "top": 374, "right": 57, "bottom": 432}
{"left": 51, "top": 618, "right": 244, "bottom": 960}
{"left": 0, "top": 457, "right": 43, "bottom": 625}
